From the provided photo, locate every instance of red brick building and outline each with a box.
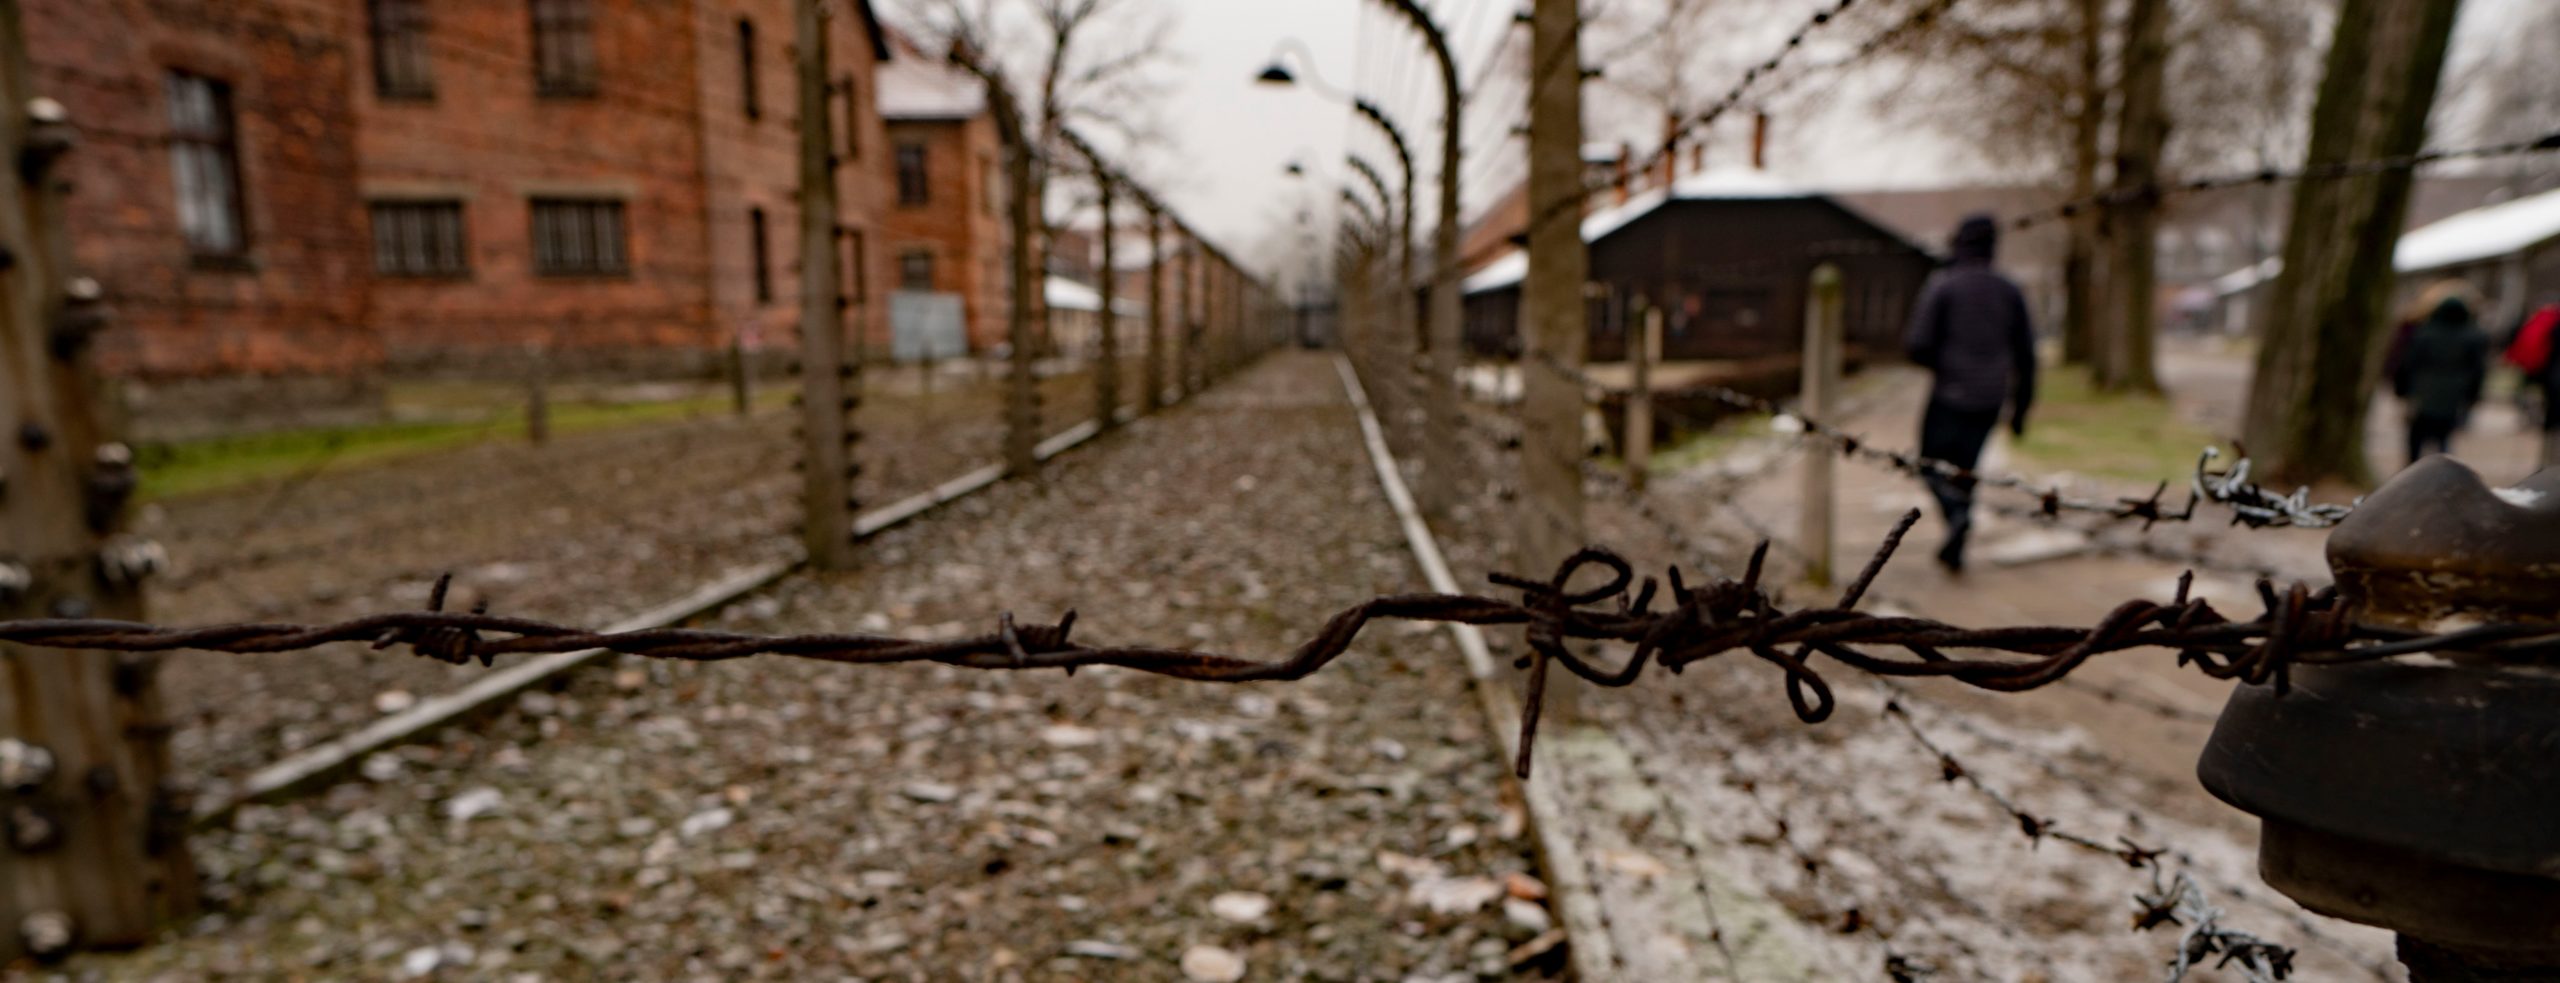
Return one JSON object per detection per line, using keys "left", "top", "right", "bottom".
{"left": 354, "top": 0, "right": 892, "bottom": 371}
{"left": 876, "top": 36, "right": 1011, "bottom": 353}
{"left": 23, "top": 0, "right": 894, "bottom": 387}
{"left": 26, "top": 0, "right": 375, "bottom": 379}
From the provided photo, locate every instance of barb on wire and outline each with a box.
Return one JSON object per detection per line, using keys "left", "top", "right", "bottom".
{"left": 2138, "top": 869, "right": 2297, "bottom": 983}
{"left": 12, "top": 511, "right": 2558, "bottom": 779}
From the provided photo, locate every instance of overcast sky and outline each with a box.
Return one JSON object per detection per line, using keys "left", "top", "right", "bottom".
{"left": 1114, "top": 0, "right": 2535, "bottom": 276}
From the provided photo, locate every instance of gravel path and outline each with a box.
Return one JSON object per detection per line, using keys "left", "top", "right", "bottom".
{"left": 81, "top": 353, "right": 1556, "bottom": 982}
{"left": 141, "top": 369, "right": 1107, "bottom": 792}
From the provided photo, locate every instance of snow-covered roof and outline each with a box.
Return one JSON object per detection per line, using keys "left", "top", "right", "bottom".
{"left": 2396, "top": 186, "right": 2560, "bottom": 273}
{"left": 1462, "top": 169, "right": 1833, "bottom": 296}
{"left": 1045, "top": 276, "right": 1144, "bottom": 316}
{"left": 877, "top": 58, "right": 985, "bottom": 121}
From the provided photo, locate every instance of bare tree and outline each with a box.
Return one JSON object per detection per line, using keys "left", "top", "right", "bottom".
{"left": 2440, "top": 0, "right": 2560, "bottom": 193}
{"left": 1869, "top": 0, "right": 2328, "bottom": 377}
{"left": 2241, "top": 0, "right": 2461, "bottom": 487}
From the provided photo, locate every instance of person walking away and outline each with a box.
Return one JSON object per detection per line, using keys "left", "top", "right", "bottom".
{"left": 1903, "top": 214, "right": 2036, "bottom": 572}
{"left": 2392, "top": 293, "right": 2491, "bottom": 468}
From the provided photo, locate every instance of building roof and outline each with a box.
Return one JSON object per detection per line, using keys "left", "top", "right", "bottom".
{"left": 1461, "top": 169, "right": 1877, "bottom": 296}
{"left": 877, "top": 55, "right": 985, "bottom": 121}
{"left": 2396, "top": 185, "right": 2560, "bottom": 273}
{"left": 1045, "top": 276, "right": 1144, "bottom": 316}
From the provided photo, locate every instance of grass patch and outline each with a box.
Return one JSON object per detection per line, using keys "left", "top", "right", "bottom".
{"left": 137, "top": 390, "right": 777, "bottom": 501}
{"left": 2010, "top": 365, "right": 2218, "bottom": 484}
{"left": 1644, "top": 412, "right": 1774, "bottom": 475}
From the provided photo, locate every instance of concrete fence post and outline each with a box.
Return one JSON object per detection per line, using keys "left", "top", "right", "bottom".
{"left": 1799, "top": 264, "right": 1843, "bottom": 588}
{"left": 1626, "top": 304, "right": 1659, "bottom": 493}
{"left": 0, "top": 0, "right": 197, "bottom": 957}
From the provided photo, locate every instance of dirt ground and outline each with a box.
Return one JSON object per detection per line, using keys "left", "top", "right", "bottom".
{"left": 141, "top": 365, "right": 1118, "bottom": 797}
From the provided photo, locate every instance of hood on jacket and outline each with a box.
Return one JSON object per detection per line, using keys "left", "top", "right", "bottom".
{"left": 1950, "top": 214, "right": 1998, "bottom": 263}
{"left": 2427, "top": 294, "right": 2474, "bottom": 327}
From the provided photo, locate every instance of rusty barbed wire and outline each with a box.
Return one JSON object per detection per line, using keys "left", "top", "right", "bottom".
{"left": 1529, "top": 350, "right": 2356, "bottom": 530}
{"left": 2004, "top": 129, "right": 2560, "bottom": 234}
{"left": 10, "top": 511, "right": 2557, "bottom": 780}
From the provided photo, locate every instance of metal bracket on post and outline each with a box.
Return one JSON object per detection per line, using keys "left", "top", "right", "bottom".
{"left": 2198, "top": 458, "right": 2560, "bottom": 978}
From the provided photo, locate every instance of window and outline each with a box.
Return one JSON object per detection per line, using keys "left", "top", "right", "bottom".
{"left": 166, "top": 72, "right": 246, "bottom": 260}
{"left": 979, "top": 153, "right": 996, "bottom": 216}
{"left": 736, "top": 19, "right": 759, "bottom": 120}
{"left": 898, "top": 249, "right": 934, "bottom": 291}
{"left": 530, "top": 198, "right": 627, "bottom": 276}
{"left": 369, "top": 0, "right": 433, "bottom": 98}
{"left": 895, "top": 143, "right": 928, "bottom": 206}
{"left": 749, "top": 206, "right": 772, "bottom": 303}
{"left": 530, "top": 0, "right": 597, "bottom": 96}
{"left": 836, "top": 74, "right": 859, "bottom": 158}
{"left": 371, "top": 200, "right": 467, "bottom": 276}
{"left": 843, "top": 227, "right": 868, "bottom": 304}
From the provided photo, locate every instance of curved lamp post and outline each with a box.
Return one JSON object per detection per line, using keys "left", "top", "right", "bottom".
{"left": 1257, "top": 22, "right": 1459, "bottom": 516}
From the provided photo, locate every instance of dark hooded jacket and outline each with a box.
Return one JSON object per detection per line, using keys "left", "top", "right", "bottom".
{"left": 1904, "top": 216, "right": 2037, "bottom": 422}
{"left": 2392, "top": 296, "right": 2491, "bottom": 422}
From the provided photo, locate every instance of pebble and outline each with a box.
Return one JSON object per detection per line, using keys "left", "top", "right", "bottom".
{"left": 1504, "top": 872, "right": 1548, "bottom": 901}
{"left": 900, "top": 781, "right": 960, "bottom": 804}
{"left": 1502, "top": 898, "right": 1551, "bottom": 934}
{"left": 678, "top": 807, "right": 735, "bottom": 839}
{"left": 374, "top": 690, "right": 416, "bottom": 715}
{"left": 1179, "top": 944, "right": 1247, "bottom": 982}
{"left": 442, "top": 787, "right": 503, "bottom": 823}
{"left": 1209, "top": 891, "right": 1272, "bottom": 923}
{"left": 1063, "top": 940, "right": 1139, "bottom": 960}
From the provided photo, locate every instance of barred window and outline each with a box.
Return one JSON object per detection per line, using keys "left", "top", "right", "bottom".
{"left": 737, "top": 19, "right": 760, "bottom": 120}
{"left": 369, "top": 0, "right": 433, "bottom": 98}
{"left": 749, "top": 206, "right": 772, "bottom": 303}
{"left": 530, "top": 198, "right": 626, "bottom": 276}
{"left": 371, "top": 200, "right": 467, "bottom": 276}
{"left": 898, "top": 249, "right": 933, "bottom": 291}
{"left": 166, "top": 72, "right": 246, "bottom": 259}
{"left": 530, "top": 0, "right": 597, "bottom": 97}
{"left": 895, "top": 143, "right": 928, "bottom": 206}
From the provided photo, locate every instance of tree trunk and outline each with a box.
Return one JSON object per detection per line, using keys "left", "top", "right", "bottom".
{"left": 2241, "top": 0, "right": 2461, "bottom": 487}
{"left": 2095, "top": 0, "right": 2168, "bottom": 392}
{"left": 2059, "top": 0, "right": 2104, "bottom": 366}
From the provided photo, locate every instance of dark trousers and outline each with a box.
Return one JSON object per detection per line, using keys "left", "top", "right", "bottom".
{"left": 2407, "top": 413, "right": 2458, "bottom": 468}
{"left": 1920, "top": 400, "right": 2003, "bottom": 545}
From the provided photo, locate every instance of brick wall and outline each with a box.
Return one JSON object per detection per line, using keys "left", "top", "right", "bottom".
{"left": 882, "top": 111, "right": 1011, "bottom": 353}
{"left": 351, "top": 0, "right": 715, "bottom": 372}
{"left": 25, "top": 0, "right": 376, "bottom": 379}
{"left": 691, "top": 0, "right": 892, "bottom": 365}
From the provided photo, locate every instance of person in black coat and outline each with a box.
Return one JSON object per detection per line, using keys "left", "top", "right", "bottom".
{"left": 2389, "top": 293, "right": 2491, "bottom": 468}
{"left": 1902, "top": 214, "right": 2037, "bottom": 572}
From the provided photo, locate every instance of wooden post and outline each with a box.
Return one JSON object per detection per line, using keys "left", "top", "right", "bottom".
{"left": 0, "top": 0, "right": 197, "bottom": 957}
{"left": 727, "top": 335, "right": 751, "bottom": 416}
{"left": 1178, "top": 230, "right": 1197, "bottom": 400}
{"left": 1143, "top": 206, "right": 1165, "bottom": 413}
{"left": 524, "top": 346, "right": 550, "bottom": 446}
{"left": 1092, "top": 169, "right": 1120, "bottom": 428}
{"left": 1800, "top": 264, "right": 1844, "bottom": 587}
{"left": 794, "top": 0, "right": 856, "bottom": 570}
{"left": 1626, "top": 304, "right": 1659, "bottom": 492}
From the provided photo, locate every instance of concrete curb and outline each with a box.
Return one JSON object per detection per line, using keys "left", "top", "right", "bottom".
{"left": 1332, "top": 356, "right": 1621, "bottom": 980}
{"left": 197, "top": 408, "right": 1137, "bottom": 825}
